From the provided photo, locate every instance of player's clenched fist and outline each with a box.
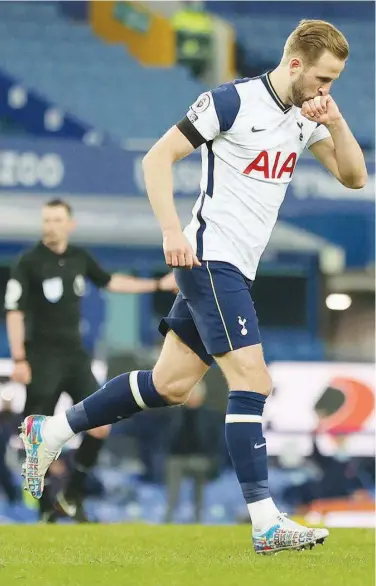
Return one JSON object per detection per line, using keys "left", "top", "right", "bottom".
{"left": 163, "top": 228, "right": 201, "bottom": 269}
{"left": 301, "top": 95, "right": 343, "bottom": 126}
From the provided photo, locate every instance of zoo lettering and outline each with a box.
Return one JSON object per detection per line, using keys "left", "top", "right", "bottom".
{"left": 243, "top": 151, "right": 297, "bottom": 179}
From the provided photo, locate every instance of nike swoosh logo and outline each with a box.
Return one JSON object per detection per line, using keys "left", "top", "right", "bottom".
{"left": 254, "top": 442, "right": 267, "bottom": 449}
{"left": 252, "top": 126, "right": 266, "bottom": 133}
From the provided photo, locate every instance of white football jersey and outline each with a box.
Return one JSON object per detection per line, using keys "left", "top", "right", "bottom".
{"left": 182, "top": 73, "right": 330, "bottom": 280}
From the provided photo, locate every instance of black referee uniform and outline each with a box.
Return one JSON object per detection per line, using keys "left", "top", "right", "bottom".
{"left": 5, "top": 241, "right": 112, "bottom": 519}
{"left": 6, "top": 241, "right": 111, "bottom": 412}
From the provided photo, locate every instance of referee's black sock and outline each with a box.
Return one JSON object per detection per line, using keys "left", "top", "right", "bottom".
{"left": 39, "top": 472, "right": 55, "bottom": 516}
{"left": 65, "top": 433, "right": 104, "bottom": 500}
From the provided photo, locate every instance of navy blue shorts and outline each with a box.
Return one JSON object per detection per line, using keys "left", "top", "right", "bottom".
{"left": 159, "top": 261, "right": 261, "bottom": 366}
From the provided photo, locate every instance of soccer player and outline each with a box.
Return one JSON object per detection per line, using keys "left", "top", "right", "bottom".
{"left": 6, "top": 198, "right": 175, "bottom": 522}
{"left": 20, "top": 20, "right": 367, "bottom": 551}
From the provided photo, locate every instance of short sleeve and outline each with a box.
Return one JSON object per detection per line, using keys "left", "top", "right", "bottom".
{"left": 5, "top": 257, "right": 30, "bottom": 312}
{"left": 84, "top": 251, "right": 111, "bottom": 289}
{"left": 306, "top": 123, "right": 331, "bottom": 148}
{"left": 180, "top": 83, "right": 241, "bottom": 143}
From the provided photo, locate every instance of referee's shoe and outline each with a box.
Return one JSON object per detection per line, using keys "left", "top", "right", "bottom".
{"left": 55, "top": 490, "right": 94, "bottom": 523}
{"left": 41, "top": 491, "right": 94, "bottom": 524}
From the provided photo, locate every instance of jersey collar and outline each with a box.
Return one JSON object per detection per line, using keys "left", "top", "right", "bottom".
{"left": 38, "top": 241, "right": 70, "bottom": 257}
{"left": 261, "top": 72, "right": 292, "bottom": 114}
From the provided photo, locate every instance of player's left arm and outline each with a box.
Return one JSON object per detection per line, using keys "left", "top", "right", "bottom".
{"left": 303, "top": 95, "right": 368, "bottom": 189}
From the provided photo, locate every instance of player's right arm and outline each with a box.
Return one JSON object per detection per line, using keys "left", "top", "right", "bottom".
{"left": 5, "top": 256, "right": 32, "bottom": 384}
{"left": 142, "top": 89, "right": 227, "bottom": 268}
{"left": 142, "top": 126, "right": 199, "bottom": 269}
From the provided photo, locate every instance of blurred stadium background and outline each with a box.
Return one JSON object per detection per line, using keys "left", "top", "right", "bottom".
{"left": 0, "top": 0, "right": 374, "bottom": 529}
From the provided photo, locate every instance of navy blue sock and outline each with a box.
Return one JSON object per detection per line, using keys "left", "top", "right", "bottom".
{"left": 66, "top": 370, "right": 169, "bottom": 433}
{"left": 225, "top": 391, "right": 270, "bottom": 504}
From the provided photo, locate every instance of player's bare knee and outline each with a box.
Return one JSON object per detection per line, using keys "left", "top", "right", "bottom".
{"left": 253, "top": 368, "right": 273, "bottom": 396}
{"left": 235, "top": 362, "right": 272, "bottom": 396}
{"left": 152, "top": 371, "right": 191, "bottom": 405}
{"left": 217, "top": 346, "right": 272, "bottom": 396}
{"left": 160, "top": 383, "right": 191, "bottom": 405}
{"left": 88, "top": 425, "right": 111, "bottom": 439}
{"left": 152, "top": 331, "right": 209, "bottom": 405}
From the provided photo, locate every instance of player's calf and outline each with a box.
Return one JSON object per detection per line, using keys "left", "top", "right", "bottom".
{"left": 19, "top": 371, "right": 169, "bottom": 499}
{"left": 216, "top": 343, "right": 329, "bottom": 548}
{"left": 217, "top": 346, "right": 276, "bottom": 527}
{"left": 19, "top": 333, "right": 208, "bottom": 498}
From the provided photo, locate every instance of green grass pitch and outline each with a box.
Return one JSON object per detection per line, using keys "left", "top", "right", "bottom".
{"left": 0, "top": 525, "right": 374, "bottom": 586}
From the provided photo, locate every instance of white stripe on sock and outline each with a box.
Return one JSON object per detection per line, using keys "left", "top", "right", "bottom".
{"left": 129, "top": 370, "right": 148, "bottom": 410}
{"left": 225, "top": 414, "right": 262, "bottom": 423}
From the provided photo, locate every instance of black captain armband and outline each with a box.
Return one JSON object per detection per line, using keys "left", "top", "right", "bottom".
{"left": 176, "top": 117, "right": 206, "bottom": 149}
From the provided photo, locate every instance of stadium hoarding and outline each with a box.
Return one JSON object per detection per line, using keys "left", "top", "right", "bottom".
{"left": 0, "top": 137, "right": 373, "bottom": 267}
{"left": 0, "top": 136, "right": 373, "bottom": 203}
{"left": 1, "top": 359, "right": 373, "bottom": 457}
{"left": 265, "top": 361, "right": 374, "bottom": 457}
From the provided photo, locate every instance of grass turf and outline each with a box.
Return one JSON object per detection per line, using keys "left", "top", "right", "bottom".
{"left": 0, "top": 525, "right": 374, "bottom": 586}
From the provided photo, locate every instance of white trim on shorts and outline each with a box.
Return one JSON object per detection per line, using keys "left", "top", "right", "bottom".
{"left": 205, "top": 261, "right": 234, "bottom": 352}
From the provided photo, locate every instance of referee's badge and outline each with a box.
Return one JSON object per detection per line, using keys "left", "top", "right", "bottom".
{"left": 73, "top": 275, "right": 85, "bottom": 297}
{"left": 42, "top": 277, "right": 63, "bottom": 303}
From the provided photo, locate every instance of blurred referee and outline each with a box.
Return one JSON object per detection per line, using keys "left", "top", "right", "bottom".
{"left": 5, "top": 199, "right": 175, "bottom": 522}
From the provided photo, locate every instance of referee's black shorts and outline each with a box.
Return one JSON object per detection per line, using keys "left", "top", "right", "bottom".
{"left": 24, "top": 345, "right": 99, "bottom": 417}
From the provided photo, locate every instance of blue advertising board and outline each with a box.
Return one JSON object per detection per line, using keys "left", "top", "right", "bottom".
{"left": 0, "top": 136, "right": 374, "bottom": 267}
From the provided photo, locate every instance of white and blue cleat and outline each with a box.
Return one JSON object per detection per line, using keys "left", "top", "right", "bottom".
{"left": 19, "top": 415, "right": 61, "bottom": 500}
{"left": 253, "top": 513, "right": 329, "bottom": 555}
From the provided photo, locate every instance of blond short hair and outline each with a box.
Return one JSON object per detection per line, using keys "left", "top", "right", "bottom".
{"left": 284, "top": 19, "right": 349, "bottom": 65}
